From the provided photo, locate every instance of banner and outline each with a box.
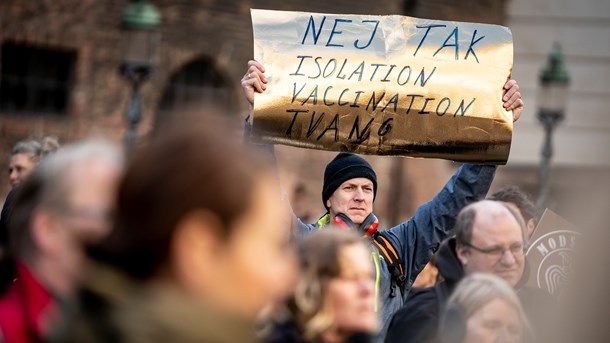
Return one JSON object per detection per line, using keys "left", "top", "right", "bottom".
{"left": 250, "top": 9, "right": 514, "bottom": 163}
{"left": 525, "top": 209, "right": 579, "bottom": 299}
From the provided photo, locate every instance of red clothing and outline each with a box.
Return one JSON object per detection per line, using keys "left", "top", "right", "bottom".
{"left": 0, "top": 262, "right": 58, "bottom": 343}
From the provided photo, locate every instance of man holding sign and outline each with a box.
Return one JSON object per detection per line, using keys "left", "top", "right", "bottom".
{"left": 242, "top": 9, "right": 523, "bottom": 342}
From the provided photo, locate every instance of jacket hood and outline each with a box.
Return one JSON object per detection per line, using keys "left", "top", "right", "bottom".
{"left": 515, "top": 253, "right": 530, "bottom": 290}
{"left": 436, "top": 238, "right": 465, "bottom": 283}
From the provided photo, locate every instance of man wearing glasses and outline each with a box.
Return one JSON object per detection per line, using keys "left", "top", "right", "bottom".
{"left": 385, "top": 200, "right": 553, "bottom": 343}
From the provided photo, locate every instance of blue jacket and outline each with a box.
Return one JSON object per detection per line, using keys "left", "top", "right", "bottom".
{"left": 294, "top": 164, "right": 497, "bottom": 342}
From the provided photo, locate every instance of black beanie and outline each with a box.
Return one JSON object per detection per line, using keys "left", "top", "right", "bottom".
{"left": 322, "top": 153, "right": 377, "bottom": 209}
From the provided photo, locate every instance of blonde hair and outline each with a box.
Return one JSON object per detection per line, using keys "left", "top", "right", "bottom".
{"left": 446, "top": 273, "right": 532, "bottom": 341}
{"left": 288, "top": 229, "right": 365, "bottom": 340}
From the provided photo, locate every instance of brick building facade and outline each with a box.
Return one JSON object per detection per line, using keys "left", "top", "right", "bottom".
{"left": 0, "top": 0, "right": 508, "bottom": 226}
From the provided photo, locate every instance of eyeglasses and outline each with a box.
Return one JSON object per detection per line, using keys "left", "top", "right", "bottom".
{"left": 462, "top": 242, "right": 526, "bottom": 259}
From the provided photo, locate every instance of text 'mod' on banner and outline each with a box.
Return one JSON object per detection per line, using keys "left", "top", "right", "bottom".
{"left": 250, "top": 9, "right": 514, "bottom": 164}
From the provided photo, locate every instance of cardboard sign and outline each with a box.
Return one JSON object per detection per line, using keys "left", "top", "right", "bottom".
{"left": 250, "top": 9, "right": 514, "bottom": 164}
{"left": 525, "top": 209, "right": 579, "bottom": 299}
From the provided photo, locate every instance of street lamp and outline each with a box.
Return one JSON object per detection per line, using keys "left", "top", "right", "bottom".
{"left": 536, "top": 43, "right": 570, "bottom": 210}
{"left": 120, "top": 0, "right": 160, "bottom": 149}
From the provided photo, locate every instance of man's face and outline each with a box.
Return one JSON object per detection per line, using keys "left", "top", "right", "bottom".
{"left": 457, "top": 210, "right": 525, "bottom": 287}
{"left": 327, "top": 178, "right": 374, "bottom": 225}
{"left": 9, "top": 153, "right": 36, "bottom": 188}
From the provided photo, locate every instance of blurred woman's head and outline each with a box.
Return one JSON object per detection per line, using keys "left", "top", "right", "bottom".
{"left": 441, "top": 273, "right": 531, "bottom": 343}
{"left": 289, "top": 228, "right": 377, "bottom": 342}
{"left": 90, "top": 122, "right": 296, "bottom": 319}
{"left": 8, "top": 136, "right": 60, "bottom": 188}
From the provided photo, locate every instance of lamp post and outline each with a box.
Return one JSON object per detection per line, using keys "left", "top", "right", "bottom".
{"left": 536, "top": 43, "right": 570, "bottom": 211}
{"left": 120, "top": 0, "right": 160, "bottom": 149}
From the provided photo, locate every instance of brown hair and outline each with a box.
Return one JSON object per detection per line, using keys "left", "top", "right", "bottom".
{"left": 89, "top": 122, "right": 273, "bottom": 280}
{"left": 286, "top": 228, "right": 365, "bottom": 340}
{"left": 455, "top": 205, "right": 477, "bottom": 246}
{"left": 489, "top": 186, "right": 537, "bottom": 225}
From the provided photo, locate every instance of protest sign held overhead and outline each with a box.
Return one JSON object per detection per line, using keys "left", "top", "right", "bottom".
{"left": 249, "top": 9, "right": 514, "bottom": 163}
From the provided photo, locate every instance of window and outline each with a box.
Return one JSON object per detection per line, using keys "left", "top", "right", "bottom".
{"left": 0, "top": 42, "right": 76, "bottom": 115}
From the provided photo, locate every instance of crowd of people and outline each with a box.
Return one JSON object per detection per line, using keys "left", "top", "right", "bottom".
{"left": 0, "top": 58, "right": 592, "bottom": 343}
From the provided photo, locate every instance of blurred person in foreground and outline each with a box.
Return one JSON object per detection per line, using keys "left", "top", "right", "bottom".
{"left": 0, "top": 140, "right": 123, "bottom": 343}
{"left": 438, "top": 273, "right": 531, "bottom": 343}
{"left": 385, "top": 200, "right": 555, "bottom": 343}
{"left": 488, "top": 186, "right": 537, "bottom": 241}
{"left": 264, "top": 229, "right": 377, "bottom": 343}
{"left": 545, "top": 176, "right": 610, "bottom": 343}
{"left": 56, "top": 122, "right": 298, "bottom": 343}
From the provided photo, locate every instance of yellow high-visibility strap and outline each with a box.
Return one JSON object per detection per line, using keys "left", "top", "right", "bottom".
{"left": 316, "top": 213, "right": 331, "bottom": 229}
{"left": 371, "top": 249, "right": 381, "bottom": 312}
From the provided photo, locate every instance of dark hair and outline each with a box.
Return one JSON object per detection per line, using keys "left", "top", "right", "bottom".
{"left": 489, "top": 186, "right": 537, "bottom": 225}
{"left": 455, "top": 206, "right": 477, "bottom": 246}
{"left": 297, "top": 228, "right": 362, "bottom": 279}
{"left": 89, "top": 123, "right": 272, "bottom": 280}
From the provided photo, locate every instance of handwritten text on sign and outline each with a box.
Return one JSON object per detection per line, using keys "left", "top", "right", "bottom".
{"left": 250, "top": 9, "right": 514, "bottom": 163}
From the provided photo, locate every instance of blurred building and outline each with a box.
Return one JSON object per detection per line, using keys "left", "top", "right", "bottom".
{"left": 492, "top": 0, "right": 610, "bottom": 224}
{"left": 6, "top": 0, "right": 588, "bottom": 227}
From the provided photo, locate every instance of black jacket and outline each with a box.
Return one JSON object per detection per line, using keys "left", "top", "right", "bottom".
{"left": 0, "top": 188, "right": 17, "bottom": 249}
{"left": 266, "top": 320, "right": 373, "bottom": 343}
{"left": 385, "top": 238, "right": 462, "bottom": 343}
{"left": 385, "top": 238, "right": 556, "bottom": 343}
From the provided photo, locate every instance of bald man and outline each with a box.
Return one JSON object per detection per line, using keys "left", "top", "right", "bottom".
{"left": 386, "top": 200, "right": 554, "bottom": 343}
